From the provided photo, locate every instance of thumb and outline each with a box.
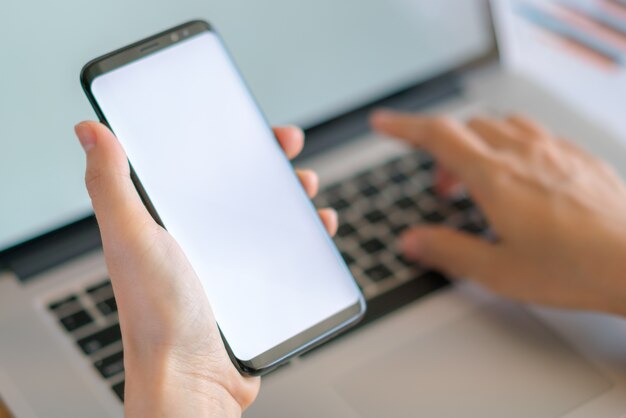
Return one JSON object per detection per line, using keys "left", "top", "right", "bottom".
{"left": 74, "top": 121, "right": 154, "bottom": 237}
{"left": 401, "top": 226, "right": 497, "bottom": 281}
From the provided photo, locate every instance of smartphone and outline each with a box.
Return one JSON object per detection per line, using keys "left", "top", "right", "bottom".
{"left": 80, "top": 20, "right": 365, "bottom": 375}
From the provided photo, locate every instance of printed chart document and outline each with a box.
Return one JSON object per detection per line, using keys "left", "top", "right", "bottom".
{"left": 493, "top": 0, "right": 626, "bottom": 142}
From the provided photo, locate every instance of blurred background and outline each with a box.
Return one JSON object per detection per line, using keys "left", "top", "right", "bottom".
{"left": 494, "top": 0, "right": 626, "bottom": 142}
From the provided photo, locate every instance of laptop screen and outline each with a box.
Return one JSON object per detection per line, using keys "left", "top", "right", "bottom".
{"left": 0, "top": 0, "right": 493, "bottom": 253}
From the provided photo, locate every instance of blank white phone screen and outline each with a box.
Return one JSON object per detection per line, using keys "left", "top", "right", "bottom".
{"left": 91, "top": 31, "right": 361, "bottom": 361}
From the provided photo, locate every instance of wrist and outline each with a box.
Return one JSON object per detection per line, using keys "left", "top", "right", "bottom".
{"left": 124, "top": 347, "right": 242, "bottom": 418}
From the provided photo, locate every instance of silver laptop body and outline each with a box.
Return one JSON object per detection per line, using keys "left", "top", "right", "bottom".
{"left": 2, "top": 1, "right": 626, "bottom": 417}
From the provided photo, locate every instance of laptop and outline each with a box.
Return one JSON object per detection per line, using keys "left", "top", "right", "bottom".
{"left": 2, "top": 0, "right": 626, "bottom": 416}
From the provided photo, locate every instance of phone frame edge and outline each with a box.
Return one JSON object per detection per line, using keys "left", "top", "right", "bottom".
{"left": 79, "top": 19, "right": 366, "bottom": 377}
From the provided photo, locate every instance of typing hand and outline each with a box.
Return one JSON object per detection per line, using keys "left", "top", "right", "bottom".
{"left": 372, "top": 111, "right": 626, "bottom": 316}
{"left": 74, "top": 121, "right": 336, "bottom": 417}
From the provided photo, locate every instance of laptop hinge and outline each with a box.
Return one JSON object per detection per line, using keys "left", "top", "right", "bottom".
{"left": 0, "top": 216, "right": 102, "bottom": 283}
{"left": 297, "top": 71, "right": 462, "bottom": 160}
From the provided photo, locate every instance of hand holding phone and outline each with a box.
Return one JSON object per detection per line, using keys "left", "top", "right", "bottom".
{"left": 75, "top": 121, "right": 336, "bottom": 413}
{"left": 80, "top": 20, "right": 365, "bottom": 376}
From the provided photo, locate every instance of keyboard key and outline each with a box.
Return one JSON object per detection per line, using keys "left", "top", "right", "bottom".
{"left": 361, "top": 238, "right": 385, "bottom": 254}
{"left": 77, "top": 324, "right": 122, "bottom": 354}
{"left": 423, "top": 211, "right": 445, "bottom": 223}
{"left": 59, "top": 310, "right": 93, "bottom": 332}
{"left": 452, "top": 197, "right": 474, "bottom": 211}
{"left": 341, "top": 252, "right": 355, "bottom": 266}
{"left": 86, "top": 280, "right": 112, "bottom": 295}
{"left": 359, "top": 183, "right": 379, "bottom": 197}
{"left": 94, "top": 351, "right": 124, "bottom": 378}
{"left": 328, "top": 197, "right": 350, "bottom": 211}
{"left": 96, "top": 297, "right": 118, "bottom": 316}
{"left": 365, "top": 264, "right": 393, "bottom": 282}
{"left": 394, "top": 197, "right": 416, "bottom": 210}
{"left": 364, "top": 210, "right": 386, "bottom": 224}
{"left": 390, "top": 172, "right": 409, "bottom": 184}
{"left": 48, "top": 295, "right": 79, "bottom": 312}
{"left": 420, "top": 159, "right": 435, "bottom": 170}
{"left": 390, "top": 223, "right": 409, "bottom": 236}
{"left": 112, "top": 381, "right": 125, "bottom": 401}
{"left": 461, "top": 221, "right": 486, "bottom": 234}
{"left": 337, "top": 223, "right": 356, "bottom": 238}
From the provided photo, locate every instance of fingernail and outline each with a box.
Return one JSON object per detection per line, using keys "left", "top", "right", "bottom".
{"left": 400, "top": 230, "right": 422, "bottom": 260}
{"left": 328, "top": 209, "right": 338, "bottom": 226}
{"left": 75, "top": 123, "right": 96, "bottom": 152}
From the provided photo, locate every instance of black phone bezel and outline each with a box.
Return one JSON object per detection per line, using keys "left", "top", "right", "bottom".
{"left": 79, "top": 19, "right": 366, "bottom": 376}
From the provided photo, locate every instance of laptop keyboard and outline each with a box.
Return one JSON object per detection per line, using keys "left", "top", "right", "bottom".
{"left": 48, "top": 280, "right": 125, "bottom": 400}
{"left": 313, "top": 150, "right": 487, "bottom": 298}
{"left": 47, "top": 150, "right": 487, "bottom": 403}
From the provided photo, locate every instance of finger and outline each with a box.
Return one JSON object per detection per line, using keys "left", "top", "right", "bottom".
{"left": 274, "top": 126, "right": 304, "bottom": 160}
{"left": 467, "top": 116, "right": 522, "bottom": 151}
{"left": 318, "top": 208, "right": 338, "bottom": 236}
{"left": 370, "top": 110, "right": 492, "bottom": 188}
{"left": 556, "top": 137, "right": 597, "bottom": 164}
{"left": 505, "top": 114, "right": 550, "bottom": 138}
{"left": 401, "top": 226, "right": 497, "bottom": 280}
{"left": 296, "top": 169, "right": 319, "bottom": 198}
{"left": 75, "top": 121, "right": 154, "bottom": 237}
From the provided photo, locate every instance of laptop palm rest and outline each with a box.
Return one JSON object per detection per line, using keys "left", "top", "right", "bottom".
{"left": 334, "top": 303, "right": 611, "bottom": 418}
